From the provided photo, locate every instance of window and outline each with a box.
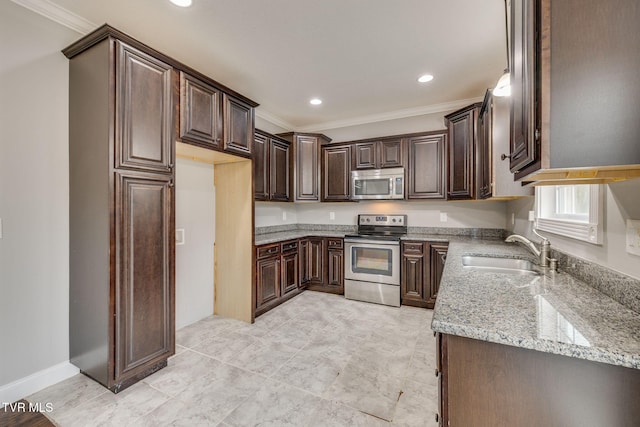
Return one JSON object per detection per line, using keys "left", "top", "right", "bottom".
{"left": 535, "top": 184, "right": 603, "bottom": 244}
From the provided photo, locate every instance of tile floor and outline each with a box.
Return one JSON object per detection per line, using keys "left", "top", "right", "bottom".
{"left": 28, "top": 291, "right": 439, "bottom": 426}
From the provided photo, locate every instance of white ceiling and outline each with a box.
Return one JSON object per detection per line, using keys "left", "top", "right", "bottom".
{"left": 22, "top": 0, "right": 507, "bottom": 131}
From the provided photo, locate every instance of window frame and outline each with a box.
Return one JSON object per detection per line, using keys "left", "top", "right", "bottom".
{"left": 535, "top": 184, "right": 603, "bottom": 244}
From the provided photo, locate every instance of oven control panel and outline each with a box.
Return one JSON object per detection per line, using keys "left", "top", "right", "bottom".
{"left": 358, "top": 214, "right": 406, "bottom": 226}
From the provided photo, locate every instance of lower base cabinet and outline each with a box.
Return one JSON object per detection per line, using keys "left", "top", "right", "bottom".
{"left": 401, "top": 241, "right": 448, "bottom": 308}
{"left": 436, "top": 333, "right": 640, "bottom": 426}
{"left": 255, "top": 240, "right": 301, "bottom": 316}
{"left": 256, "top": 236, "right": 344, "bottom": 317}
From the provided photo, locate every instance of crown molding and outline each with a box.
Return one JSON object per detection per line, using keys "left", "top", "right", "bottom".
{"left": 11, "top": 0, "right": 96, "bottom": 34}
{"left": 295, "top": 97, "right": 484, "bottom": 133}
{"left": 255, "top": 108, "right": 297, "bottom": 132}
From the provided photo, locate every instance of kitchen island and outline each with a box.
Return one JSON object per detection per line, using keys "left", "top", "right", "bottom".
{"left": 431, "top": 240, "right": 640, "bottom": 426}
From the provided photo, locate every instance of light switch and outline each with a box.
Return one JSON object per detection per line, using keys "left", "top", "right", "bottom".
{"left": 329, "top": 212, "right": 335, "bottom": 220}
{"left": 528, "top": 210, "right": 535, "bottom": 222}
{"left": 282, "top": 211, "right": 287, "bottom": 221}
{"left": 626, "top": 220, "right": 640, "bottom": 256}
{"left": 440, "top": 212, "right": 447, "bottom": 222}
{"left": 176, "top": 228, "right": 185, "bottom": 245}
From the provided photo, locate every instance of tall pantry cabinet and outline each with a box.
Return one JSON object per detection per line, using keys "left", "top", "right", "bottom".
{"left": 64, "top": 32, "right": 175, "bottom": 392}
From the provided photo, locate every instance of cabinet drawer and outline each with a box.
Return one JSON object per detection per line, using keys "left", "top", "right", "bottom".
{"left": 402, "top": 241, "right": 424, "bottom": 254}
{"left": 281, "top": 240, "right": 298, "bottom": 253}
{"left": 327, "top": 238, "right": 343, "bottom": 249}
{"left": 257, "top": 244, "right": 280, "bottom": 259}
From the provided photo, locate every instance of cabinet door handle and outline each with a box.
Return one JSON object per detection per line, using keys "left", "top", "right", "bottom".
{"left": 168, "top": 180, "right": 174, "bottom": 188}
{"left": 500, "top": 153, "right": 512, "bottom": 161}
{"left": 435, "top": 368, "right": 439, "bottom": 377}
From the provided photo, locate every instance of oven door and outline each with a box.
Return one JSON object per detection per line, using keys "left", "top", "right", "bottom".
{"left": 344, "top": 239, "right": 400, "bottom": 286}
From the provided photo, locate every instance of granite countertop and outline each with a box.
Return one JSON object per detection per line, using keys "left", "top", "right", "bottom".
{"left": 255, "top": 230, "right": 350, "bottom": 245}
{"left": 431, "top": 240, "right": 640, "bottom": 370}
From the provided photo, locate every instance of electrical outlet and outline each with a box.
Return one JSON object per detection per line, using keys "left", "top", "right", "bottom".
{"left": 511, "top": 213, "right": 515, "bottom": 226}
{"left": 330, "top": 212, "right": 335, "bottom": 220}
{"left": 440, "top": 212, "right": 447, "bottom": 222}
{"left": 626, "top": 220, "right": 640, "bottom": 256}
{"left": 528, "top": 210, "right": 535, "bottom": 222}
{"left": 282, "top": 211, "right": 287, "bottom": 221}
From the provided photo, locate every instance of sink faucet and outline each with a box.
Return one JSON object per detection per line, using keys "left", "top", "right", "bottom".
{"left": 505, "top": 230, "right": 557, "bottom": 271}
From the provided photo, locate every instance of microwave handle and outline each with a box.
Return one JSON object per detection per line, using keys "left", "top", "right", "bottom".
{"left": 389, "top": 178, "right": 393, "bottom": 192}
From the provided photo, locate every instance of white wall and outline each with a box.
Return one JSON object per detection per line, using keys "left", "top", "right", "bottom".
{"left": 256, "top": 200, "right": 507, "bottom": 229}
{"left": 506, "top": 179, "right": 640, "bottom": 280}
{"left": 318, "top": 112, "right": 449, "bottom": 143}
{"left": 175, "top": 159, "right": 215, "bottom": 329}
{"left": 0, "top": 2, "right": 78, "bottom": 387}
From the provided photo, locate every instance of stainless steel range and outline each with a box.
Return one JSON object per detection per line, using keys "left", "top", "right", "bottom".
{"left": 344, "top": 214, "right": 407, "bottom": 307}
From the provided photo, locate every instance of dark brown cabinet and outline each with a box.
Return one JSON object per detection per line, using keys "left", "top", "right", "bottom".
{"left": 279, "top": 133, "right": 332, "bottom": 202}
{"left": 509, "top": 0, "right": 640, "bottom": 183}
{"left": 254, "top": 130, "right": 291, "bottom": 202}
{"left": 445, "top": 104, "right": 480, "bottom": 200}
{"left": 115, "top": 171, "right": 174, "bottom": 381}
{"left": 179, "top": 72, "right": 221, "bottom": 149}
{"left": 477, "top": 90, "right": 493, "bottom": 199}
{"left": 255, "top": 240, "right": 302, "bottom": 316}
{"left": 307, "top": 237, "right": 326, "bottom": 286}
{"left": 352, "top": 138, "right": 404, "bottom": 170}
{"left": 436, "top": 333, "right": 640, "bottom": 426}
{"left": 321, "top": 145, "right": 351, "bottom": 201}
{"left": 406, "top": 132, "right": 447, "bottom": 200}
{"left": 223, "top": 94, "right": 254, "bottom": 156}
{"left": 401, "top": 241, "right": 448, "bottom": 308}
{"left": 66, "top": 34, "right": 175, "bottom": 392}
{"left": 326, "top": 238, "right": 344, "bottom": 291}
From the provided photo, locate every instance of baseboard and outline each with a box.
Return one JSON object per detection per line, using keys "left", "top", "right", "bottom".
{"left": 0, "top": 361, "right": 79, "bottom": 404}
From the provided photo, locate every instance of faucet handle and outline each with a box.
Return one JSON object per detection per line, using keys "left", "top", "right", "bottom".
{"left": 532, "top": 227, "right": 549, "bottom": 244}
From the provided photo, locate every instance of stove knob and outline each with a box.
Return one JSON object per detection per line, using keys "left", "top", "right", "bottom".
{"left": 392, "top": 218, "right": 396, "bottom": 223}
{"left": 366, "top": 218, "right": 371, "bottom": 222}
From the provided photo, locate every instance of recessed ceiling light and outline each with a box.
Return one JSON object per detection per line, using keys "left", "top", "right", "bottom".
{"left": 170, "top": 0, "right": 192, "bottom": 7}
{"left": 309, "top": 98, "right": 322, "bottom": 105}
{"left": 418, "top": 74, "right": 434, "bottom": 83}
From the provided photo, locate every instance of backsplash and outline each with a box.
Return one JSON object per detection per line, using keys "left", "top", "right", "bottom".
{"left": 407, "top": 227, "right": 506, "bottom": 239}
{"left": 255, "top": 224, "right": 357, "bottom": 235}
{"left": 552, "top": 249, "right": 640, "bottom": 314}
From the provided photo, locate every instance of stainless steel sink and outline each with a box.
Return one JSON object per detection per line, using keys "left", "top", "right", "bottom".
{"left": 461, "top": 255, "right": 540, "bottom": 275}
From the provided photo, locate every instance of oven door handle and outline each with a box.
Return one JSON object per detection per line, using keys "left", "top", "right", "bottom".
{"left": 344, "top": 239, "right": 400, "bottom": 246}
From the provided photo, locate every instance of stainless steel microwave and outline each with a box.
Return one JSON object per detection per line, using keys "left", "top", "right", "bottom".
{"left": 351, "top": 167, "right": 405, "bottom": 200}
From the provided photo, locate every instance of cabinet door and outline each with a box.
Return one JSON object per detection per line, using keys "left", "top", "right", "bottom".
{"left": 477, "top": 93, "right": 493, "bottom": 199}
{"left": 308, "top": 238, "right": 325, "bottom": 285}
{"left": 295, "top": 135, "right": 319, "bottom": 201}
{"left": 281, "top": 251, "right": 299, "bottom": 295}
{"left": 447, "top": 108, "right": 477, "bottom": 200}
{"left": 223, "top": 94, "right": 253, "bottom": 155}
{"left": 298, "top": 239, "right": 310, "bottom": 287}
{"left": 400, "top": 242, "right": 427, "bottom": 307}
{"left": 179, "top": 72, "right": 221, "bottom": 148}
{"left": 253, "top": 132, "right": 269, "bottom": 201}
{"left": 509, "top": 0, "right": 537, "bottom": 174}
{"left": 327, "top": 249, "right": 344, "bottom": 291}
{"left": 270, "top": 139, "right": 291, "bottom": 202}
{"left": 428, "top": 243, "right": 448, "bottom": 309}
{"left": 353, "top": 142, "right": 377, "bottom": 169}
{"left": 407, "top": 134, "right": 446, "bottom": 199}
{"left": 115, "top": 171, "right": 174, "bottom": 383}
{"left": 256, "top": 257, "right": 280, "bottom": 309}
{"left": 322, "top": 145, "right": 351, "bottom": 201}
{"left": 115, "top": 41, "right": 174, "bottom": 174}
{"left": 379, "top": 139, "right": 404, "bottom": 168}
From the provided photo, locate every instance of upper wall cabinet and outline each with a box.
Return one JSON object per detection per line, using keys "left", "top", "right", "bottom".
{"left": 352, "top": 138, "right": 404, "bottom": 170}
{"left": 254, "top": 130, "right": 291, "bottom": 202}
{"left": 477, "top": 90, "right": 533, "bottom": 199}
{"left": 406, "top": 132, "right": 447, "bottom": 200}
{"left": 445, "top": 104, "right": 481, "bottom": 200}
{"left": 279, "top": 132, "right": 332, "bottom": 202}
{"left": 509, "top": 0, "right": 640, "bottom": 183}
{"left": 321, "top": 144, "right": 351, "bottom": 202}
{"left": 223, "top": 94, "right": 254, "bottom": 156}
{"left": 179, "top": 72, "right": 221, "bottom": 149}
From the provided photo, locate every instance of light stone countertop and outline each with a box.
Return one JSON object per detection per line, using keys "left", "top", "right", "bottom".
{"left": 431, "top": 240, "right": 640, "bottom": 370}
{"left": 254, "top": 230, "right": 350, "bottom": 245}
